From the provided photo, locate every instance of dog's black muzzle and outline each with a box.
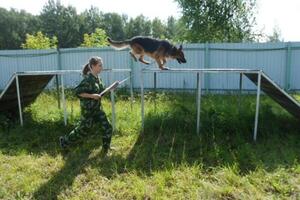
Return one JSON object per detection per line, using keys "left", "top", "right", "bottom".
{"left": 177, "top": 58, "right": 187, "bottom": 64}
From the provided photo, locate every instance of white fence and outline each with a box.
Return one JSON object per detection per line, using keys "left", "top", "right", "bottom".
{"left": 1, "top": 42, "right": 300, "bottom": 91}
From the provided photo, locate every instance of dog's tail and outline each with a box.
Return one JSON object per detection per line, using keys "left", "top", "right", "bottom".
{"left": 107, "top": 38, "right": 131, "bottom": 50}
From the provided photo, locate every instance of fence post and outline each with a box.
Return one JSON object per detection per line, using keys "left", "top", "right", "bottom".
{"left": 285, "top": 42, "right": 291, "bottom": 91}
{"left": 56, "top": 48, "right": 62, "bottom": 109}
{"left": 204, "top": 42, "right": 210, "bottom": 92}
{"left": 57, "top": 48, "right": 62, "bottom": 71}
{"left": 129, "top": 55, "right": 134, "bottom": 90}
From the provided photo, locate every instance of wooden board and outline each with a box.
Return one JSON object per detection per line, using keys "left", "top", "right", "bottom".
{"left": 0, "top": 74, "right": 54, "bottom": 115}
{"left": 245, "top": 73, "right": 300, "bottom": 119}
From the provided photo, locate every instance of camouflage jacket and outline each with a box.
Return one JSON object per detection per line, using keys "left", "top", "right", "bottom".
{"left": 75, "top": 73, "right": 105, "bottom": 116}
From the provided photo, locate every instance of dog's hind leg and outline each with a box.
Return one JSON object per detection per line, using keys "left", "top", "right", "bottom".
{"left": 162, "top": 58, "right": 167, "bottom": 67}
{"left": 138, "top": 55, "right": 150, "bottom": 65}
{"left": 130, "top": 51, "right": 138, "bottom": 62}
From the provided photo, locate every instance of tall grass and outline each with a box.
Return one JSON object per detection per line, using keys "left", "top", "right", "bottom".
{"left": 0, "top": 90, "right": 299, "bottom": 199}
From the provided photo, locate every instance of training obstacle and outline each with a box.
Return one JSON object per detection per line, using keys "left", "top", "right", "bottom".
{"left": 140, "top": 68, "right": 300, "bottom": 141}
{"left": 0, "top": 69, "right": 133, "bottom": 130}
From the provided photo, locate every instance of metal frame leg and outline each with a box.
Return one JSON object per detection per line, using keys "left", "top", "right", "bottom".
{"left": 141, "top": 70, "right": 145, "bottom": 132}
{"left": 130, "top": 71, "right": 134, "bottom": 110}
{"left": 56, "top": 74, "right": 61, "bottom": 109}
{"left": 253, "top": 71, "right": 262, "bottom": 141}
{"left": 110, "top": 72, "right": 116, "bottom": 131}
{"left": 16, "top": 75, "right": 23, "bottom": 126}
{"left": 154, "top": 72, "right": 157, "bottom": 111}
{"left": 239, "top": 73, "right": 243, "bottom": 114}
{"left": 61, "top": 74, "right": 67, "bottom": 126}
{"left": 196, "top": 72, "right": 202, "bottom": 135}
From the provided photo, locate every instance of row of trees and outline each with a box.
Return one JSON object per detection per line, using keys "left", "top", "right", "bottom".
{"left": 0, "top": 0, "right": 183, "bottom": 49}
{"left": 0, "top": 0, "right": 282, "bottom": 50}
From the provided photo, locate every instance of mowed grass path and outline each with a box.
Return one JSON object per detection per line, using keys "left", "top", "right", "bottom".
{"left": 0, "top": 91, "right": 299, "bottom": 199}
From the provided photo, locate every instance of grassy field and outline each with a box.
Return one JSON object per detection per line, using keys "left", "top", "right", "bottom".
{"left": 0, "top": 90, "right": 299, "bottom": 200}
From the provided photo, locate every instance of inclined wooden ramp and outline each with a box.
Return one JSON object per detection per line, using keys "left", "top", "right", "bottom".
{"left": 0, "top": 73, "right": 54, "bottom": 114}
{"left": 244, "top": 72, "right": 300, "bottom": 119}
{"left": 0, "top": 69, "right": 131, "bottom": 127}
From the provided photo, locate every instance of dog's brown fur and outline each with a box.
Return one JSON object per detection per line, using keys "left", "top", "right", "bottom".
{"left": 107, "top": 36, "right": 186, "bottom": 70}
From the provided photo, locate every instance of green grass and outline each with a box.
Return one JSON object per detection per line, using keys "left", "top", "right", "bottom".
{"left": 0, "top": 90, "right": 300, "bottom": 200}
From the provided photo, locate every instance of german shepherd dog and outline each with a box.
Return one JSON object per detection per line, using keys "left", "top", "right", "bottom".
{"left": 107, "top": 36, "right": 186, "bottom": 70}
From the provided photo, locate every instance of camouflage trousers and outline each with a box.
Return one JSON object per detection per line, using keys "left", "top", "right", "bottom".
{"left": 63, "top": 109, "right": 113, "bottom": 148}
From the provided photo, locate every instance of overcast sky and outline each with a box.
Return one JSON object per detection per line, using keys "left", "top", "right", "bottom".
{"left": 1, "top": 0, "right": 299, "bottom": 41}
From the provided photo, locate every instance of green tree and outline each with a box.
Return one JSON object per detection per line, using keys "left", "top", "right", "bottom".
{"left": 39, "top": 0, "right": 81, "bottom": 48}
{"left": 165, "top": 16, "right": 177, "bottom": 39}
{"left": 0, "top": 8, "right": 40, "bottom": 49}
{"left": 21, "top": 31, "right": 57, "bottom": 49}
{"left": 175, "top": 0, "right": 257, "bottom": 42}
{"left": 151, "top": 18, "right": 167, "bottom": 38}
{"left": 267, "top": 25, "right": 283, "bottom": 42}
{"left": 80, "top": 28, "right": 108, "bottom": 47}
{"left": 165, "top": 16, "right": 187, "bottom": 43}
{"left": 125, "top": 15, "right": 151, "bottom": 38}
{"left": 79, "top": 6, "right": 104, "bottom": 36}
{"left": 102, "top": 13, "right": 127, "bottom": 40}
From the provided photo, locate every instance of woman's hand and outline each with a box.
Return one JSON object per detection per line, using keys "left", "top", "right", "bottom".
{"left": 79, "top": 93, "right": 102, "bottom": 100}
{"left": 90, "top": 94, "right": 102, "bottom": 100}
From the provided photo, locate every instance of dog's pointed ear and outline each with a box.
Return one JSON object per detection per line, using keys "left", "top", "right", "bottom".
{"left": 172, "top": 46, "right": 177, "bottom": 52}
{"left": 179, "top": 44, "right": 183, "bottom": 50}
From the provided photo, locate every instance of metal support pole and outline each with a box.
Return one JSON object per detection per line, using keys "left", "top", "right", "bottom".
{"left": 110, "top": 72, "right": 116, "bottom": 131}
{"left": 141, "top": 70, "right": 145, "bottom": 132}
{"left": 154, "top": 72, "right": 157, "bottom": 111}
{"left": 130, "top": 71, "right": 134, "bottom": 110}
{"left": 154, "top": 72, "right": 157, "bottom": 90}
{"left": 253, "top": 71, "right": 262, "bottom": 141}
{"left": 55, "top": 74, "right": 61, "bottom": 109}
{"left": 238, "top": 73, "right": 243, "bottom": 114}
{"left": 16, "top": 75, "right": 23, "bottom": 126}
{"left": 196, "top": 72, "right": 202, "bottom": 135}
{"left": 61, "top": 74, "right": 67, "bottom": 126}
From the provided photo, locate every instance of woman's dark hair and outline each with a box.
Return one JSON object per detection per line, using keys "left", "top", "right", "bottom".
{"left": 82, "top": 56, "right": 102, "bottom": 75}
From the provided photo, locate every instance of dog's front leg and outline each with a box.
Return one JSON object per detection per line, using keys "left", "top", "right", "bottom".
{"left": 156, "top": 59, "right": 169, "bottom": 70}
{"left": 162, "top": 58, "right": 168, "bottom": 69}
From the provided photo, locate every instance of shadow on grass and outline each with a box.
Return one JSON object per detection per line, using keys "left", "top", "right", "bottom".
{"left": 32, "top": 143, "right": 98, "bottom": 199}
{"left": 125, "top": 95, "right": 300, "bottom": 175}
{"left": 0, "top": 112, "right": 72, "bottom": 157}
{"left": 0, "top": 94, "right": 300, "bottom": 199}
{"left": 88, "top": 94, "right": 300, "bottom": 181}
{"left": 127, "top": 109, "right": 300, "bottom": 174}
{"left": 93, "top": 94, "right": 300, "bottom": 177}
